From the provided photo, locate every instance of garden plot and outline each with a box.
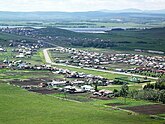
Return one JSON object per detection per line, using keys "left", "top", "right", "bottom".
{"left": 124, "top": 104, "right": 165, "bottom": 115}
{"left": 10, "top": 78, "right": 50, "bottom": 86}
{"left": 28, "top": 88, "right": 58, "bottom": 94}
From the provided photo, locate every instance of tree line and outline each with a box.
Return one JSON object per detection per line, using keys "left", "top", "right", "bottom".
{"left": 112, "top": 78, "right": 165, "bottom": 104}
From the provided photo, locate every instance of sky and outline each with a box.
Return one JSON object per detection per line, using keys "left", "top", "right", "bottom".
{"left": 0, "top": 0, "right": 165, "bottom": 12}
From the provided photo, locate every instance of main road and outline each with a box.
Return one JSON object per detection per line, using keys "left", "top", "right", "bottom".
{"left": 43, "top": 48, "right": 158, "bottom": 80}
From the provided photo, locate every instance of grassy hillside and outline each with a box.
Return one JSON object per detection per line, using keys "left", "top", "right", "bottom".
{"left": 0, "top": 32, "right": 35, "bottom": 46}
{"left": 0, "top": 83, "right": 164, "bottom": 124}
{"left": 86, "top": 27, "right": 165, "bottom": 51}
{"left": 0, "top": 27, "right": 165, "bottom": 51}
{"left": 34, "top": 27, "right": 165, "bottom": 51}
{"left": 106, "top": 28, "right": 165, "bottom": 51}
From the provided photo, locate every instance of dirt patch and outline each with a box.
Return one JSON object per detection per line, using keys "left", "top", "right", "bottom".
{"left": 9, "top": 78, "right": 59, "bottom": 94}
{"left": 29, "top": 89, "right": 58, "bottom": 94}
{"left": 10, "top": 78, "right": 51, "bottom": 86}
{"left": 123, "top": 104, "right": 165, "bottom": 115}
{"left": 105, "top": 103, "right": 126, "bottom": 106}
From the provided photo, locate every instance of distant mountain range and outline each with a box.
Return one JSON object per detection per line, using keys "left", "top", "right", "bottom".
{"left": 0, "top": 8, "right": 165, "bottom": 21}
{"left": 100, "top": 8, "right": 165, "bottom": 13}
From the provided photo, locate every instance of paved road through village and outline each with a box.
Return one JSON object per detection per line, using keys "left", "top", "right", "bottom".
{"left": 43, "top": 48, "right": 158, "bottom": 80}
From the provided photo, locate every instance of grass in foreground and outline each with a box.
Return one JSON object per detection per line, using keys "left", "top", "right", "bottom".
{"left": 0, "top": 83, "right": 164, "bottom": 124}
{"left": 52, "top": 93, "right": 154, "bottom": 108}
{"left": 89, "top": 97, "right": 155, "bottom": 108}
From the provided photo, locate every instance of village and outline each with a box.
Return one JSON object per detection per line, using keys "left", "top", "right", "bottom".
{"left": 1, "top": 27, "right": 165, "bottom": 78}
{"left": 1, "top": 58, "right": 113, "bottom": 97}
{"left": 1, "top": 1, "right": 165, "bottom": 123}
{"left": 50, "top": 47, "right": 165, "bottom": 77}
{"left": 0, "top": 27, "right": 165, "bottom": 123}
{"left": 0, "top": 41, "right": 116, "bottom": 98}
{"left": 1, "top": 39, "right": 163, "bottom": 98}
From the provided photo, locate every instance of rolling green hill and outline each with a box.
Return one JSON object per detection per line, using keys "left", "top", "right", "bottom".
{"left": 35, "top": 27, "right": 165, "bottom": 51}
{"left": 0, "top": 27, "right": 165, "bottom": 51}
{"left": 0, "top": 83, "right": 164, "bottom": 124}
{"left": 0, "top": 32, "right": 35, "bottom": 46}
{"left": 106, "top": 28, "right": 165, "bottom": 51}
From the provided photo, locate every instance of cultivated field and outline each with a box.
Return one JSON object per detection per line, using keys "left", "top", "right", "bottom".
{"left": 124, "top": 104, "right": 165, "bottom": 115}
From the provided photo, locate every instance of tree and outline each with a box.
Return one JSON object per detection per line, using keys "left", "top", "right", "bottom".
{"left": 155, "top": 79, "right": 165, "bottom": 90}
{"left": 93, "top": 79, "right": 100, "bottom": 92}
{"left": 113, "top": 89, "right": 120, "bottom": 97}
{"left": 129, "top": 89, "right": 138, "bottom": 99}
{"left": 143, "top": 83, "right": 154, "bottom": 90}
{"left": 159, "top": 90, "right": 165, "bottom": 104}
{"left": 120, "top": 84, "right": 129, "bottom": 104}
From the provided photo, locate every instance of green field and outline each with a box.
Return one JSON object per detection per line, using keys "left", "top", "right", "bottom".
{"left": 0, "top": 69, "right": 66, "bottom": 82}
{"left": 95, "top": 22, "right": 165, "bottom": 28}
{"left": 52, "top": 92, "right": 154, "bottom": 107}
{"left": 0, "top": 32, "right": 35, "bottom": 45}
{"left": 98, "top": 84, "right": 143, "bottom": 91}
{"left": 0, "top": 48, "right": 43, "bottom": 65}
{"left": 89, "top": 97, "right": 154, "bottom": 108}
{"left": 46, "top": 21, "right": 165, "bottom": 28}
{"left": 1, "top": 20, "right": 165, "bottom": 28}
{"left": 0, "top": 83, "right": 164, "bottom": 124}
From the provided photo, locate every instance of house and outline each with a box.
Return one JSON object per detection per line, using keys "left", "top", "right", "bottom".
{"left": 0, "top": 64, "right": 7, "bottom": 69}
{"left": 93, "top": 89, "right": 113, "bottom": 97}
{"left": 135, "top": 49, "right": 143, "bottom": 52}
{"left": 48, "top": 80, "right": 67, "bottom": 86}
{"left": 81, "top": 85, "right": 94, "bottom": 92}
{"left": 147, "top": 50, "right": 164, "bottom": 55}
{"left": 17, "top": 63, "right": 30, "bottom": 69}
{"left": 16, "top": 53, "right": 25, "bottom": 58}
{"left": 99, "top": 89, "right": 113, "bottom": 96}
{"left": 71, "top": 80, "right": 85, "bottom": 85}
{"left": 0, "top": 48, "right": 6, "bottom": 52}
{"left": 25, "top": 51, "right": 32, "bottom": 55}
{"left": 64, "top": 86, "right": 76, "bottom": 92}
{"left": 115, "top": 68, "right": 124, "bottom": 72}
{"left": 38, "top": 83, "right": 48, "bottom": 88}
{"left": 64, "top": 86, "right": 85, "bottom": 93}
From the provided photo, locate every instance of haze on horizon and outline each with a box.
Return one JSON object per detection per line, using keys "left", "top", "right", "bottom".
{"left": 0, "top": 0, "right": 165, "bottom": 12}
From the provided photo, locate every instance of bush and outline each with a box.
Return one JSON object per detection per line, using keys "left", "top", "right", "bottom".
{"left": 113, "top": 89, "right": 120, "bottom": 97}
{"left": 143, "top": 83, "right": 154, "bottom": 90}
{"left": 128, "top": 89, "right": 165, "bottom": 104}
